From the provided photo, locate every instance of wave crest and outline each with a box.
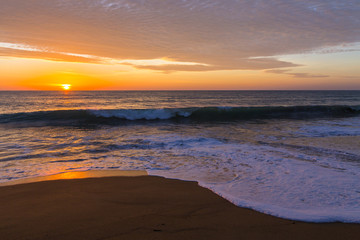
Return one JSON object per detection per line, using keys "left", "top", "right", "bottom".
{"left": 0, "top": 105, "right": 359, "bottom": 126}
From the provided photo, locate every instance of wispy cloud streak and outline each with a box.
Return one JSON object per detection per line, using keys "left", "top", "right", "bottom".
{"left": 0, "top": 41, "right": 208, "bottom": 68}
{"left": 266, "top": 69, "right": 329, "bottom": 78}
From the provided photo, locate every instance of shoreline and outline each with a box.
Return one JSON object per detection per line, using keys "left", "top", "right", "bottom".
{"left": 0, "top": 173, "right": 359, "bottom": 239}
{"left": 0, "top": 170, "right": 148, "bottom": 187}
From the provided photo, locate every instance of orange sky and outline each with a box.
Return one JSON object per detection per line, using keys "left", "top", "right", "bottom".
{"left": 0, "top": 1, "right": 359, "bottom": 90}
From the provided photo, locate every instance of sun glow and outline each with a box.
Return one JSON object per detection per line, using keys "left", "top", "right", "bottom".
{"left": 61, "top": 84, "right": 71, "bottom": 90}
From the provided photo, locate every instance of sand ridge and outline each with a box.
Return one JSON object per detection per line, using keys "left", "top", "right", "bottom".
{"left": 0, "top": 175, "right": 359, "bottom": 240}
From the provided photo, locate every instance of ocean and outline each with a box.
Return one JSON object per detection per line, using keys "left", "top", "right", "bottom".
{"left": 0, "top": 90, "right": 360, "bottom": 223}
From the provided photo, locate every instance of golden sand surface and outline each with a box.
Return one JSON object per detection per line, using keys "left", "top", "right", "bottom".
{"left": 0, "top": 173, "right": 359, "bottom": 240}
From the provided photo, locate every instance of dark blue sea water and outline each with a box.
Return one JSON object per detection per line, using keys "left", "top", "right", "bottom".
{"left": 1, "top": 91, "right": 360, "bottom": 222}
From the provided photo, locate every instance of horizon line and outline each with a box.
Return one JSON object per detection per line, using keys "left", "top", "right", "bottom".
{"left": 1, "top": 89, "right": 360, "bottom": 92}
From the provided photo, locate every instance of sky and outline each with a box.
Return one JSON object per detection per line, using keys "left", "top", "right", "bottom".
{"left": 0, "top": 0, "right": 359, "bottom": 90}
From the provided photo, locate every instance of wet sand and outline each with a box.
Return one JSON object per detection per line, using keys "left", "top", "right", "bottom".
{"left": 0, "top": 174, "right": 359, "bottom": 240}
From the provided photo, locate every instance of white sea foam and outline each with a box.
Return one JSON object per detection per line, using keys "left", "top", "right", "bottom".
{"left": 298, "top": 117, "right": 360, "bottom": 137}
{"left": 139, "top": 134, "right": 360, "bottom": 223}
{"left": 90, "top": 109, "right": 192, "bottom": 120}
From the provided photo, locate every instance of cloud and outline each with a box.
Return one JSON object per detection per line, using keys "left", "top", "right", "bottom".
{"left": 0, "top": 41, "right": 209, "bottom": 67}
{"left": 0, "top": 0, "right": 359, "bottom": 71}
{"left": 311, "top": 43, "right": 360, "bottom": 54}
{"left": 266, "top": 69, "right": 329, "bottom": 78}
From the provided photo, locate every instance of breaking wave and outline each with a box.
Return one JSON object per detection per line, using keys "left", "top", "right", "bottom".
{"left": 0, "top": 105, "right": 359, "bottom": 125}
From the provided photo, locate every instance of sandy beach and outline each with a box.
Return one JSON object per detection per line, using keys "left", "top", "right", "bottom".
{"left": 0, "top": 173, "right": 359, "bottom": 240}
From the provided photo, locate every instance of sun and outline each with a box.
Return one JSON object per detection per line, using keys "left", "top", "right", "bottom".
{"left": 61, "top": 84, "right": 71, "bottom": 90}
